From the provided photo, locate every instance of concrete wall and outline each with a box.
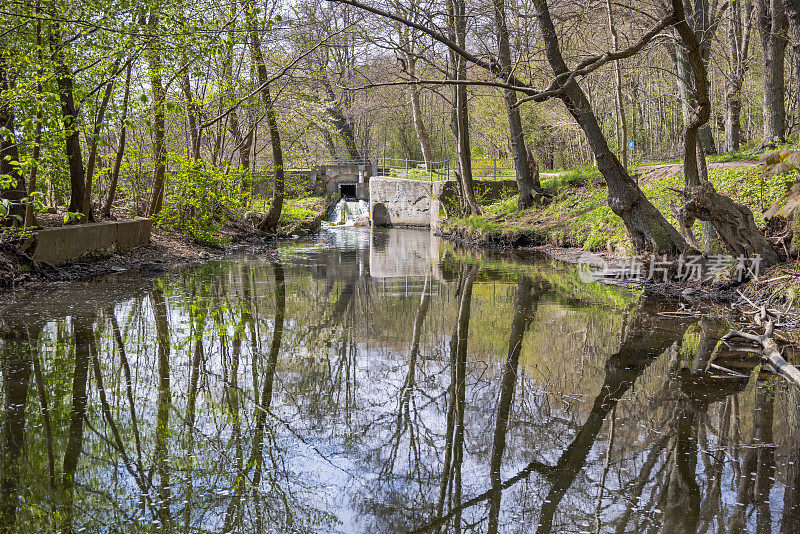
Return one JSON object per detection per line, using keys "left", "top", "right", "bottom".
{"left": 370, "top": 177, "right": 518, "bottom": 228}
{"left": 316, "top": 164, "right": 374, "bottom": 197}
{"left": 370, "top": 177, "right": 435, "bottom": 227}
{"left": 33, "top": 218, "right": 152, "bottom": 265}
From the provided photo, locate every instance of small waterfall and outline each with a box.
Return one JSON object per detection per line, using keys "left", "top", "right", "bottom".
{"left": 327, "top": 199, "right": 369, "bottom": 226}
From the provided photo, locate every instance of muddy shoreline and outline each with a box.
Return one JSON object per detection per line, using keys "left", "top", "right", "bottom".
{"left": 0, "top": 229, "right": 276, "bottom": 291}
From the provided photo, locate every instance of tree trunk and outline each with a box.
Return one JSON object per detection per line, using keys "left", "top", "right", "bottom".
{"left": 492, "top": 0, "right": 542, "bottom": 210}
{"left": 82, "top": 60, "right": 120, "bottom": 222}
{"left": 52, "top": 24, "right": 85, "bottom": 215}
{"left": 25, "top": 16, "right": 44, "bottom": 228}
{"left": 181, "top": 70, "right": 202, "bottom": 160}
{"left": 606, "top": 0, "right": 629, "bottom": 168}
{"left": 531, "top": 0, "right": 690, "bottom": 254}
{"left": 449, "top": 0, "right": 481, "bottom": 215}
{"left": 322, "top": 76, "right": 361, "bottom": 161}
{"left": 675, "top": 44, "right": 718, "bottom": 155}
{"left": 245, "top": 0, "right": 284, "bottom": 232}
{"left": 673, "top": 0, "right": 781, "bottom": 266}
{"left": 146, "top": 11, "right": 167, "bottom": 217}
{"left": 724, "top": 0, "right": 753, "bottom": 152}
{"left": 103, "top": 61, "right": 134, "bottom": 217}
{"left": 724, "top": 80, "right": 743, "bottom": 151}
{"left": 756, "top": 0, "right": 788, "bottom": 146}
{"left": 408, "top": 62, "right": 434, "bottom": 170}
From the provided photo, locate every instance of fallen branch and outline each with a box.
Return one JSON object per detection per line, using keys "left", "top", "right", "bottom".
{"left": 723, "top": 307, "right": 800, "bottom": 387}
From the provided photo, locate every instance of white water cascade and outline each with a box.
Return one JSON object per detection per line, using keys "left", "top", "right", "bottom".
{"left": 327, "top": 199, "right": 370, "bottom": 226}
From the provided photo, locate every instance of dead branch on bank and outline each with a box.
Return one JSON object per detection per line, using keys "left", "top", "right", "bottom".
{"left": 723, "top": 300, "right": 800, "bottom": 387}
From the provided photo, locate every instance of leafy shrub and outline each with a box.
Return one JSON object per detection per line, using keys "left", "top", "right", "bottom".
{"left": 153, "top": 153, "right": 247, "bottom": 245}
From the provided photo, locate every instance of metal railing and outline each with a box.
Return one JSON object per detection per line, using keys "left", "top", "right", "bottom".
{"left": 373, "top": 158, "right": 450, "bottom": 181}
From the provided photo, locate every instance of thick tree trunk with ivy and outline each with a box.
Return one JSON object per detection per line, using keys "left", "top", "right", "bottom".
{"left": 492, "top": 0, "right": 542, "bottom": 210}
{"left": 322, "top": 76, "right": 361, "bottom": 162}
{"left": 531, "top": 0, "right": 690, "bottom": 254}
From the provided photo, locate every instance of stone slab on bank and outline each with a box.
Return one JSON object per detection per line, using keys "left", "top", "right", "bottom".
{"left": 33, "top": 218, "right": 152, "bottom": 265}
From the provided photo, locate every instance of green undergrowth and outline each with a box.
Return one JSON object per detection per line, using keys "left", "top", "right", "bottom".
{"left": 443, "top": 165, "right": 795, "bottom": 253}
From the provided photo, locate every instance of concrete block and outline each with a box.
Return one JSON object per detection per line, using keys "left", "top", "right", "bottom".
{"left": 33, "top": 218, "right": 152, "bottom": 265}
{"left": 356, "top": 183, "right": 369, "bottom": 201}
{"left": 369, "top": 177, "right": 434, "bottom": 227}
{"left": 116, "top": 218, "right": 153, "bottom": 251}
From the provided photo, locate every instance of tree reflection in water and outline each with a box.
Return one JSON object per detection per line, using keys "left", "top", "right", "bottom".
{"left": 0, "top": 229, "right": 797, "bottom": 533}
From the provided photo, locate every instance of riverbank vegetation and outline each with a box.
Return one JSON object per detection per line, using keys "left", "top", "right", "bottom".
{"left": 444, "top": 163, "right": 794, "bottom": 251}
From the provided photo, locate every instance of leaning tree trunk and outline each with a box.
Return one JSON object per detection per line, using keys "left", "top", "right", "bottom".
{"left": 403, "top": 50, "right": 435, "bottom": 170}
{"left": 322, "top": 77, "right": 361, "bottom": 162}
{"left": 82, "top": 59, "right": 120, "bottom": 223}
{"left": 492, "top": 0, "right": 542, "bottom": 210}
{"left": 531, "top": 0, "right": 690, "bottom": 255}
{"left": 104, "top": 61, "right": 134, "bottom": 217}
{"left": 755, "top": 0, "right": 788, "bottom": 146}
{"left": 673, "top": 0, "right": 781, "bottom": 266}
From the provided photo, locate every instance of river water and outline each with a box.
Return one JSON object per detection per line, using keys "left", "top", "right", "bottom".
{"left": 0, "top": 227, "right": 797, "bottom": 533}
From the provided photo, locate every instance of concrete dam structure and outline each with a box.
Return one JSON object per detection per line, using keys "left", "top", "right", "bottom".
{"left": 368, "top": 176, "right": 518, "bottom": 229}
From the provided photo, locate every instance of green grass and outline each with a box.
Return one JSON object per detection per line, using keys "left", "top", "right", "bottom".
{"left": 249, "top": 195, "right": 325, "bottom": 223}
{"left": 443, "top": 164, "right": 796, "bottom": 253}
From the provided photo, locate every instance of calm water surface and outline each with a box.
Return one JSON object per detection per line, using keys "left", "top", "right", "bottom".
{"left": 0, "top": 228, "right": 798, "bottom": 533}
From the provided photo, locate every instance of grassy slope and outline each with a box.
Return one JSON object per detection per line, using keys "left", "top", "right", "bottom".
{"left": 443, "top": 164, "right": 795, "bottom": 253}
